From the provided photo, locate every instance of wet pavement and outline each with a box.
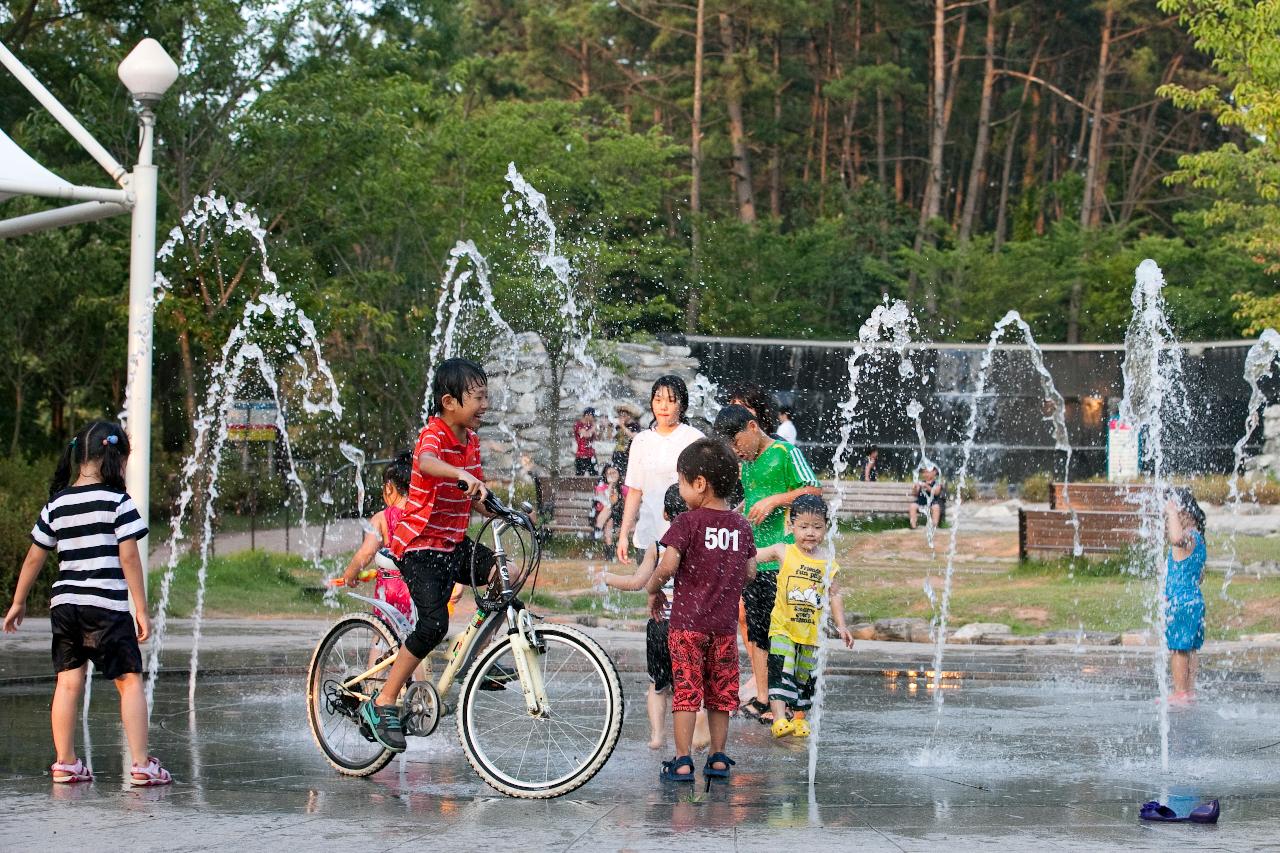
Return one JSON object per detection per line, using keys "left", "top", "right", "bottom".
{"left": 2, "top": 621, "right": 1279, "bottom": 851}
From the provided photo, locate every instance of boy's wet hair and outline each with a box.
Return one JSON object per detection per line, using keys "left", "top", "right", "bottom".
{"left": 725, "top": 383, "right": 779, "bottom": 434}
{"left": 676, "top": 438, "right": 740, "bottom": 499}
{"left": 663, "top": 483, "right": 688, "bottom": 520}
{"left": 1172, "top": 486, "right": 1206, "bottom": 533}
{"left": 51, "top": 421, "right": 130, "bottom": 498}
{"left": 712, "top": 404, "right": 756, "bottom": 440}
{"left": 649, "top": 375, "right": 690, "bottom": 424}
{"left": 383, "top": 451, "right": 413, "bottom": 494}
{"left": 865, "top": 444, "right": 879, "bottom": 456}
{"left": 430, "top": 358, "right": 487, "bottom": 416}
{"left": 790, "top": 493, "right": 829, "bottom": 522}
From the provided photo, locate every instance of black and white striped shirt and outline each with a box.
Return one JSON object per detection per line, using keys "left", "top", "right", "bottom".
{"left": 30, "top": 486, "right": 148, "bottom": 612}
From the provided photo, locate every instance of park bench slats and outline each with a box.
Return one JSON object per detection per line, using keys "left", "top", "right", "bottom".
{"left": 1019, "top": 508, "right": 1143, "bottom": 560}
{"left": 821, "top": 481, "right": 945, "bottom": 522}
{"left": 1049, "top": 482, "right": 1153, "bottom": 511}
{"left": 533, "top": 476, "right": 598, "bottom": 536}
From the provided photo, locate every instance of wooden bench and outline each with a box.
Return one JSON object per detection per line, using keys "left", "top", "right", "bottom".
{"left": 1050, "top": 482, "right": 1153, "bottom": 511}
{"left": 1019, "top": 508, "right": 1143, "bottom": 560}
{"left": 820, "top": 481, "right": 946, "bottom": 523}
{"left": 533, "top": 476, "right": 598, "bottom": 536}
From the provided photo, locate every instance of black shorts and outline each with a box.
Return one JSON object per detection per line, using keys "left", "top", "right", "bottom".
{"left": 645, "top": 618, "right": 672, "bottom": 692}
{"left": 916, "top": 493, "right": 947, "bottom": 508}
{"left": 399, "top": 538, "right": 496, "bottom": 658}
{"left": 741, "top": 570, "right": 778, "bottom": 649}
{"left": 50, "top": 604, "right": 142, "bottom": 680}
{"left": 575, "top": 457, "right": 598, "bottom": 476}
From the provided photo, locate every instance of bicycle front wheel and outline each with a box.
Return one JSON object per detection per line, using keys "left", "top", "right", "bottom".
{"left": 306, "top": 613, "right": 398, "bottom": 776}
{"left": 458, "top": 623, "right": 624, "bottom": 798}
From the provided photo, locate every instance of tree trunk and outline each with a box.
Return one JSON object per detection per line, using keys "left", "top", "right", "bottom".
{"left": 1080, "top": 1, "right": 1113, "bottom": 229}
{"left": 719, "top": 11, "right": 757, "bottom": 224}
{"left": 10, "top": 380, "right": 22, "bottom": 456}
{"left": 1119, "top": 51, "right": 1184, "bottom": 225}
{"left": 915, "top": 0, "right": 947, "bottom": 253}
{"left": 770, "top": 34, "right": 783, "bottom": 218}
{"left": 995, "top": 33, "right": 1044, "bottom": 249}
{"left": 684, "top": 0, "right": 707, "bottom": 333}
{"left": 175, "top": 311, "right": 198, "bottom": 423}
{"left": 959, "top": 0, "right": 998, "bottom": 242}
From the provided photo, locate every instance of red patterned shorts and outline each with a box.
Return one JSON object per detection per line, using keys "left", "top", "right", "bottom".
{"left": 668, "top": 628, "right": 739, "bottom": 713}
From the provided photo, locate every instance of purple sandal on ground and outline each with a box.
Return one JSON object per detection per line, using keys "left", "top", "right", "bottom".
{"left": 1140, "top": 799, "right": 1220, "bottom": 824}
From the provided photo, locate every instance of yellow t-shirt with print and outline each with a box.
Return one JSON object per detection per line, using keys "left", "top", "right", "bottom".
{"left": 767, "top": 544, "right": 839, "bottom": 646}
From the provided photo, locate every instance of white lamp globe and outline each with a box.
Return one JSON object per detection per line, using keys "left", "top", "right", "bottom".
{"left": 118, "top": 38, "right": 178, "bottom": 106}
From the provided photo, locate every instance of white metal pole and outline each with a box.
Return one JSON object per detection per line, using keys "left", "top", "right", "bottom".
{"left": 124, "top": 109, "right": 157, "bottom": 582}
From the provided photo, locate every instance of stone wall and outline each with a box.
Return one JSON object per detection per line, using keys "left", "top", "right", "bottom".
{"left": 1253, "top": 405, "right": 1280, "bottom": 473}
{"left": 479, "top": 335, "right": 706, "bottom": 483}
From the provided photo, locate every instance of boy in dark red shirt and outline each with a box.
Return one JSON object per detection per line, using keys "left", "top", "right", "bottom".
{"left": 360, "top": 357, "right": 494, "bottom": 752}
{"left": 647, "top": 438, "right": 756, "bottom": 782}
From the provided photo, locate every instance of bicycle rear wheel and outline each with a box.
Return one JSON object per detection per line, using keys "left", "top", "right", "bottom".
{"left": 458, "top": 623, "right": 624, "bottom": 798}
{"left": 306, "top": 613, "right": 398, "bottom": 776}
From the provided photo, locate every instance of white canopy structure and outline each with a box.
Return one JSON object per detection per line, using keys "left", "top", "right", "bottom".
{"left": 1, "top": 37, "right": 178, "bottom": 580}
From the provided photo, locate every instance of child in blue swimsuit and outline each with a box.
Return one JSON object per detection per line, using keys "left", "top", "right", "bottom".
{"left": 1165, "top": 488, "right": 1206, "bottom": 705}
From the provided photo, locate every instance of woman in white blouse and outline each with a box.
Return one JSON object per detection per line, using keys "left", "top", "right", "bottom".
{"left": 615, "top": 375, "right": 705, "bottom": 563}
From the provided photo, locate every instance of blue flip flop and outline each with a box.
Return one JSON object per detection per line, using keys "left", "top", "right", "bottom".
{"left": 1140, "top": 801, "right": 1186, "bottom": 822}
{"left": 703, "top": 752, "right": 736, "bottom": 779}
{"left": 1189, "top": 799, "right": 1220, "bottom": 824}
{"left": 660, "top": 755, "right": 696, "bottom": 783}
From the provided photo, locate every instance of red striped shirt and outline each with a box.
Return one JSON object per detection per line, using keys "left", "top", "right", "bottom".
{"left": 390, "top": 416, "right": 483, "bottom": 556}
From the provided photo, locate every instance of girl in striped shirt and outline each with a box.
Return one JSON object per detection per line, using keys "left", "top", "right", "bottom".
{"left": 3, "top": 422, "right": 171, "bottom": 787}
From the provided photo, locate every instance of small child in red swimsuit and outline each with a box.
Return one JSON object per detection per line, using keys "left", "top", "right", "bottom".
{"left": 341, "top": 452, "right": 416, "bottom": 620}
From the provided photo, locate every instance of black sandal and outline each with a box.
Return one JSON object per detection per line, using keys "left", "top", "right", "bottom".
{"left": 660, "top": 755, "right": 696, "bottom": 782}
{"left": 740, "top": 698, "right": 773, "bottom": 724}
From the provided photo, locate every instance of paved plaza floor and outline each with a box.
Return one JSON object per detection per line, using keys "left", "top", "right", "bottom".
{"left": 2, "top": 619, "right": 1279, "bottom": 851}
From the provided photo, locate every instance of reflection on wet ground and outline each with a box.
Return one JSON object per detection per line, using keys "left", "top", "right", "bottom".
{"left": 2, "top": 661, "right": 1277, "bottom": 851}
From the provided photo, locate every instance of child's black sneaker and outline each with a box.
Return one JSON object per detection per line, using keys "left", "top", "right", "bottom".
{"left": 359, "top": 696, "right": 407, "bottom": 752}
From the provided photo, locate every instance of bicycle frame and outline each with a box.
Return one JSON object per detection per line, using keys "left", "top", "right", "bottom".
{"left": 337, "top": 511, "right": 549, "bottom": 714}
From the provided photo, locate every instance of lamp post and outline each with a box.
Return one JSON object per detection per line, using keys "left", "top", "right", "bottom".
{"left": 117, "top": 39, "right": 178, "bottom": 577}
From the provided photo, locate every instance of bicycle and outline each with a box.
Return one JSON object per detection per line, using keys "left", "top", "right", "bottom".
{"left": 306, "top": 485, "right": 625, "bottom": 799}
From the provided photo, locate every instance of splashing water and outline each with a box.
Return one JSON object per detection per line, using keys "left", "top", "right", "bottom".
{"left": 145, "top": 194, "right": 343, "bottom": 714}
{"left": 1116, "top": 259, "right": 1188, "bottom": 771}
{"left": 1222, "top": 329, "right": 1280, "bottom": 597}
{"left": 338, "top": 441, "right": 371, "bottom": 532}
{"left": 809, "top": 298, "right": 922, "bottom": 785}
{"left": 925, "top": 310, "right": 1074, "bottom": 741}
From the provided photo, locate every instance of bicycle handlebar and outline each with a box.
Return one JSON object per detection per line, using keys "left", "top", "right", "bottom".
{"left": 457, "top": 481, "right": 535, "bottom": 531}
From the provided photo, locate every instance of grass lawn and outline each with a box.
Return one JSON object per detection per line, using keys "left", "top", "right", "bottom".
{"left": 845, "top": 562, "right": 1280, "bottom": 639}
{"left": 147, "top": 551, "right": 338, "bottom": 618}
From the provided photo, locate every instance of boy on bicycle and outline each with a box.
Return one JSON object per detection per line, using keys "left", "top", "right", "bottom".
{"left": 360, "top": 357, "right": 494, "bottom": 752}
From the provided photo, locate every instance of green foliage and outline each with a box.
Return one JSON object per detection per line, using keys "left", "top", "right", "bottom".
{"left": 1020, "top": 472, "right": 1052, "bottom": 503}
{"left": 0, "top": 456, "right": 55, "bottom": 611}
{"left": 1159, "top": 0, "right": 1280, "bottom": 325}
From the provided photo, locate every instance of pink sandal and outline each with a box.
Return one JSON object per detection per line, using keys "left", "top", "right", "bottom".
{"left": 51, "top": 758, "right": 93, "bottom": 784}
{"left": 129, "top": 756, "right": 173, "bottom": 787}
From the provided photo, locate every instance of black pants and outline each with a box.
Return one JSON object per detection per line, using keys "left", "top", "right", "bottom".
{"left": 575, "top": 457, "right": 598, "bottom": 476}
{"left": 741, "top": 570, "right": 778, "bottom": 649}
{"left": 399, "top": 539, "right": 495, "bottom": 659}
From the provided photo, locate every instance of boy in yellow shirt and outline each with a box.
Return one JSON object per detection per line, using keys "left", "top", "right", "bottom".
{"left": 753, "top": 494, "right": 853, "bottom": 738}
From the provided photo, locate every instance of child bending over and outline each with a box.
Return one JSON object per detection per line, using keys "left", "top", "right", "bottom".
{"left": 600, "top": 484, "right": 708, "bottom": 752}
{"left": 3, "top": 422, "right": 171, "bottom": 786}
{"left": 753, "top": 494, "right": 853, "bottom": 739}
{"left": 646, "top": 439, "right": 756, "bottom": 782}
